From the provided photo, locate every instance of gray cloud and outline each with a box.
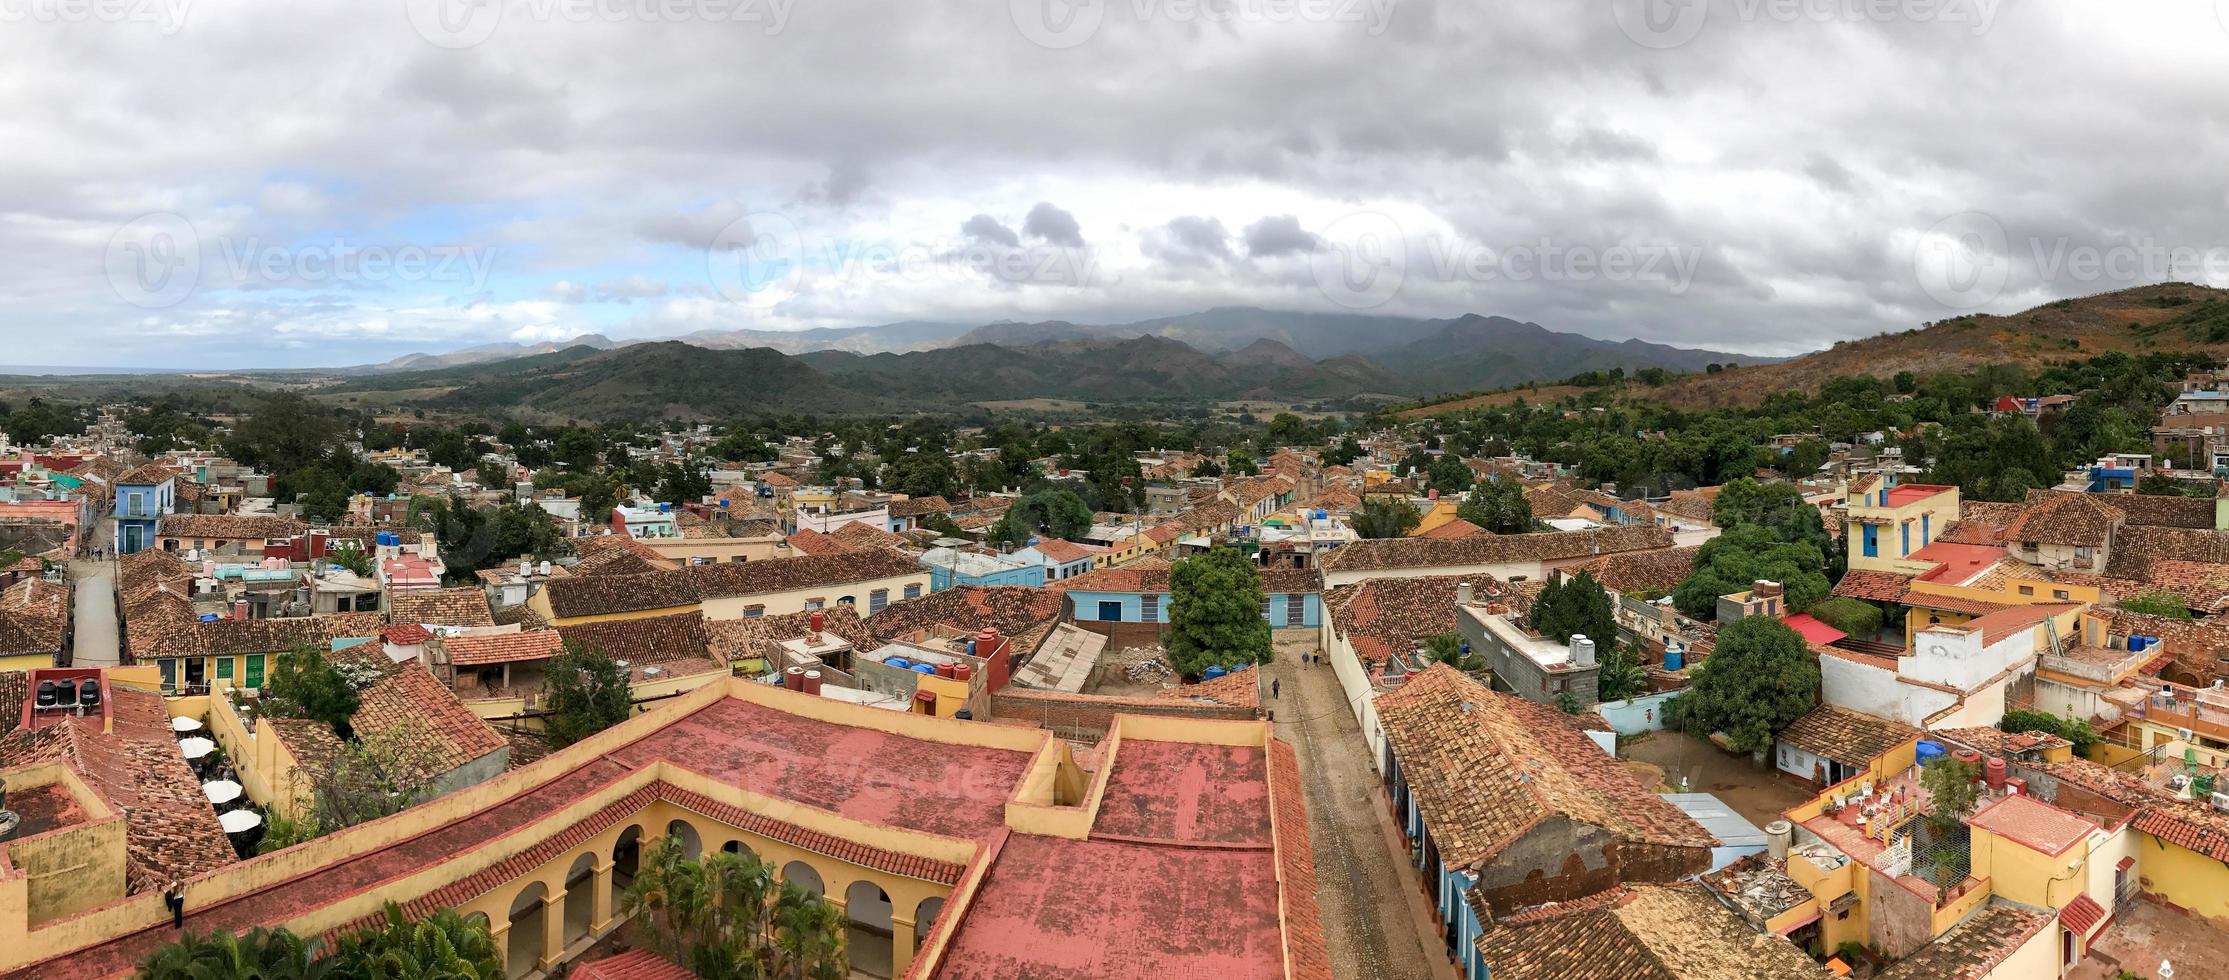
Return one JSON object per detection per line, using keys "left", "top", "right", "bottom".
{"left": 961, "top": 214, "right": 1020, "bottom": 247}
{"left": 1243, "top": 215, "right": 1318, "bottom": 258}
{"left": 1144, "top": 215, "right": 1235, "bottom": 266}
{"left": 1023, "top": 202, "right": 1084, "bottom": 247}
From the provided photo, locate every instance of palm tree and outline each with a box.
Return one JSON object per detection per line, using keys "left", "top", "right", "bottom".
{"left": 136, "top": 925, "right": 331, "bottom": 980}
{"left": 327, "top": 904, "right": 503, "bottom": 979}
{"left": 621, "top": 835, "right": 847, "bottom": 980}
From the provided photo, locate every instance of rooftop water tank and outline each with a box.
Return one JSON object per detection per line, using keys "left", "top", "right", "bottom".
{"left": 1662, "top": 646, "right": 1684, "bottom": 671}
{"left": 2130, "top": 635, "right": 2150, "bottom": 653}
{"left": 1915, "top": 740, "right": 1946, "bottom": 764}
{"left": 77, "top": 678, "right": 100, "bottom": 712}
{"left": 1203, "top": 666, "right": 1228, "bottom": 680}
{"left": 885, "top": 657, "right": 911, "bottom": 671}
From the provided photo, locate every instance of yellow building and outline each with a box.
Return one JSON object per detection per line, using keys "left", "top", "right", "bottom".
{"left": 527, "top": 549, "right": 931, "bottom": 626}
{"left": 1845, "top": 482, "right": 1961, "bottom": 573}
{"left": 1, "top": 672, "right": 1330, "bottom": 980}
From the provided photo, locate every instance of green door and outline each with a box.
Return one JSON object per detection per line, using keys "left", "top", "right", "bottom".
{"left": 244, "top": 654, "right": 266, "bottom": 688}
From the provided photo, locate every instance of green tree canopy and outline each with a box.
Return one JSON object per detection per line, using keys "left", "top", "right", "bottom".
{"left": 987, "top": 489, "right": 1094, "bottom": 547}
{"left": 545, "top": 641, "right": 634, "bottom": 746}
{"left": 622, "top": 835, "right": 847, "bottom": 980}
{"left": 1454, "top": 475, "right": 1537, "bottom": 534}
{"left": 1163, "top": 548, "right": 1274, "bottom": 678}
{"left": 1674, "top": 616, "right": 1819, "bottom": 753}
{"left": 1352, "top": 496, "right": 1420, "bottom": 539}
{"left": 260, "top": 644, "right": 365, "bottom": 733}
{"left": 1530, "top": 571, "right": 1616, "bottom": 647}
{"left": 1671, "top": 524, "right": 1830, "bottom": 620}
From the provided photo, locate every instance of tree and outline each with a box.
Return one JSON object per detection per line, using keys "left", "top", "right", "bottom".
{"left": 1921, "top": 756, "right": 1982, "bottom": 835}
{"left": 1424, "top": 454, "right": 1473, "bottom": 494}
{"left": 622, "top": 835, "right": 847, "bottom": 980}
{"left": 545, "top": 641, "right": 633, "bottom": 746}
{"left": 1805, "top": 597, "right": 1885, "bottom": 638}
{"left": 1225, "top": 449, "right": 1259, "bottom": 476}
{"left": 1596, "top": 636, "right": 1648, "bottom": 703}
{"left": 986, "top": 489, "right": 1093, "bottom": 547}
{"left": 1352, "top": 496, "right": 1420, "bottom": 539}
{"left": 137, "top": 925, "right": 325, "bottom": 980}
{"left": 1671, "top": 525, "right": 1831, "bottom": 620}
{"left": 1998, "top": 709, "right": 2103, "bottom": 756}
{"left": 1191, "top": 456, "right": 1223, "bottom": 479}
{"left": 1163, "top": 548, "right": 1274, "bottom": 678}
{"left": 258, "top": 807, "right": 322, "bottom": 855}
{"left": 658, "top": 459, "right": 714, "bottom": 505}
{"left": 2121, "top": 590, "right": 2192, "bottom": 619}
{"left": 261, "top": 644, "right": 366, "bottom": 733}
{"left": 1455, "top": 475, "right": 1537, "bottom": 534}
{"left": 325, "top": 542, "right": 375, "bottom": 578}
{"left": 1324, "top": 435, "right": 1363, "bottom": 467}
{"left": 311, "top": 725, "right": 452, "bottom": 830}
{"left": 1675, "top": 617, "right": 1819, "bottom": 753}
{"left": 1420, "top": 632, "right": 1476, "bottom": 670}
{"left": 1530, "top": 571, "right": 1615, "bottom": 647}
{"left": 883, "top": 452, "right": 956, "bottom": 499}
{"left": 327, "top": 905, "right": 504, "bottom": 979}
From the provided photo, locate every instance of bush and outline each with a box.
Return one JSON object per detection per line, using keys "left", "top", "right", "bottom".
{"left": 2122, "top": 590, "right": 2193, "bottom": 619}
{"left": 1806, "top": 597, "right": 1885, "bottom": 638}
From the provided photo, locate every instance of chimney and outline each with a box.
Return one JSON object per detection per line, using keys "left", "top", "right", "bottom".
{"left": 1571, "top": 634, "right": 1597, "bottom": 667}
{"left": 1457, "top": 581, "right": 1474, "bottom": 605}
{"left": 232, "top": 599, "right": 249, "bottom": 622}
{"left": 808, "top": 609, "right": 825, "bottom": 643}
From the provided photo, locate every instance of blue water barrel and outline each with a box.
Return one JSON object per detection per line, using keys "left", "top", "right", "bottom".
{"left": 1204, "top": 666, "right": 1228, "bottom": 680}
{"left": 1916, "top": 740, "right": 1947, "bottom": 764}
{"left": 2130, "top": 635, "right": 2149, "bottom": 653}
{"left": 1663, "top": 647, "right": 1683, "bottom": 671}
{"left": 911, "top": 663, "right": 938, "bottom": 676}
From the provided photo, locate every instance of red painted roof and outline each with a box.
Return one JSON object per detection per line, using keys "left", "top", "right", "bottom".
{"left": 1912, "top": 542, "right": 2012, "bottom": 583}
{"left": 572, "top": 949, "right": 691, "bottom": 980}
{"left": 1091, "top": 740, "right": 1270, "bottom": 844}
{"left": 1781, "top": 613, "right": 1847, "bottom": 646}
{"left": 1883, "top": 484, "right": 1953, "bottom": 508}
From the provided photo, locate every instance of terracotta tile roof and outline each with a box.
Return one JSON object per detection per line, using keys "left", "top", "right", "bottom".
{"left": 1304, "top": 486, "right": 1360, "bottom": 514}
{"left": 1946, "top": 603, "right": 2075, "bottom": 645}
{"left": 1475, "top": 883, "right": 1830, "bottom": 980}
{"left": 2105, "top": 525, "right": 2229, "bottom": 580}
{"left": 2090, "top": 491, "right": 2217, "bottom": 529}
{"left": 185, "top": 612, "right": 391, "bottom": 659}
{"left": 681, "top": 548, "right": 921, "bottom": 601}
{"left": 572, "top": 950, "right": 691, "bottom": 980}
{"left": 2058, "top": 893, "right": 2106, "bottom": 938}
{"left": 1373, "top": 665, "right": 1714, "bottom": 871}
{"left": 0, "top": 577, "right": 68, "bottom": 657}
{"left": 1565, "top": 545, "right": 1699, "bottom": 595}
{"left": 830, "top": 520, "right": 910, "bottom": 551}
{"left": 1775, "top": 705, "right": 1919, "bottom": 769}
{"left": 1266, "top": 739, "right": 1335, "bottom": 980}
{"left": 155, "top": 513, "right": 305, "bottom": 540}
{"left": 1326, "top": 575, "right": 1469, "bottom": 665}
{"left": 1155, "top": 668, "right": 1261, "bottom": 710}
{"left": 1832, "top": 570, "right": 1915, "bottom": 603}
{"left": 540, "top": 569, "right": 701, "bottom": 619}
{"left": 1876, "top": 903, "right": 2052, "bottom": 980}
{"left": 264, "top": 716, "right": 347, "bottom": 781}
{"left": 387, "top": 586, "right": 495, "bottom": 627}
{"left": 704, "top": 606, "right": 875, "bottom": 663}
{"left": 555, "top": 611, "right": 713, "bottom": 667}
{"left": 1028, "top": 538, "right": 1096, "bottom": 563}
{"left": 864, "top": 586, "right": 1063, "bottom": 651}
{"left": 2004, "top": 492, "right": 2121, "bottom": 547}
{"left": 1935, "top": 501, "right": 2026, "bottom": 545}
{"left": 888, "top": 495, "right": 953, "bottom": 518}
{"left": 0, "top": 683, "right": 237, "bottom": 892}
{"left": 1047, "top": 560, "right": 1320, "bottom": 597}
{"left": 116, "top": 462, "right": 178, "bottom": 486}
{"left": 1967, "top": 793, "right": 2095, "bottom": 855}
{"left": 784, "top": 528, "right": 853, "bottom": 556}
{"left": 441, "top": 630, "right": 565, "bottom": 667}
{"left": 571, "top": 534, "right": 678, "bottom": 576}
{"left": 2133, "top": 559, "right": 2229, "bottom": 611}
{"left": 1321, "top": 525, "right": 1674, "bottom": 574}
{"left": 1653, "top": 490, "right": 1719, "bottom": 525}
{"left": 350, "top": 662, "right": 506, "bottom": 780}
{"left": 1900, "top": 590, "right": 2012, "bottom": 618}
{"left": 1418, "top": 518, "right": 1485, "bottom": 539}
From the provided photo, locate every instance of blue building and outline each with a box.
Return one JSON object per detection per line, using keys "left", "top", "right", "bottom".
{"left": 918, "top": 546, "right": 1045, "bottom": 592}
{"left": 1010, "top": 539, "right": 1097, "bottom": 582}
{"left": 1063, "top": 566, "right": 1322, "bottom": 629}
{"left": 112, "top": 462, "right": 176, "bottom": 555}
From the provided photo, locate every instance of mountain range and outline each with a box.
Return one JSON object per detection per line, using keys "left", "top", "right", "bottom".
{"left": 333, "top": 308, "right": 1780, "bottom": 421}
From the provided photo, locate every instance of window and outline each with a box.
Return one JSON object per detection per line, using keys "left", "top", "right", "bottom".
{"left": 729, "top": 555, "right": 747, "bottom": 563}
{"left": 1142, "top": 594, "right": 1161, "bottom": 622}
{"left": 1288, "top": 593, "right": 1306, "bottom": 624}
{"left": 805, "top": 598, "right": 825, "bottom": 611}
{"left": 2075, "top": 546, "right": 2093, "bottom": 560}
{"left": 244, "top": 655, "right": 265, "bottom": 688}
{"left": 903, "top": 583, "right": 922, "bottom": 601}
{"left": 1862, "top": 524, "right": 1879, "bottom": 558}
{"left": 215, "top": 657, "right": 234, "bottom": 680}
{"left": 1900, "top": 522, "right": 1909, "bottom": 556}
{"left": 742, "top": 604, "right": 765, "bottom": 618}
{"left": 2054, "top": 590, "right": 2070, "bottom": 601}
{"left": 1262, "top": 597, "right": 1273, "bottom": 621}
{"left": 837, "top": 595, "right": 856, "bottom": 606}
{"left": 2018, "top": 585, "right": 2035, "bottom": 596}
{"left": 1099, "top": 600, "right": 1124, "bottom": 621}
{"left": 869, "top": 589, "right": 889, "bottom": 614}
{"left": 1921, "top": 513, "right": 1930, "bottom": 542}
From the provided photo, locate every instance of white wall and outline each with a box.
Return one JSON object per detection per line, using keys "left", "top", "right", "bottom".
{"left": 1326, "top": 626, "right": 1389, "bottom": 772}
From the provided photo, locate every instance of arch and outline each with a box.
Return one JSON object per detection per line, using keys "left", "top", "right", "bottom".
{"left": 666, "top": 818, "right": 703, "bottom": 859}
{"left": 913, "top": 896, "right": 947, "bottom": 951}
{"left": 838, "top": 594, "right": 857, "bottom": 606}
{"left": 561, "top": 852, "right": 597, "bottom": 946}
{"left": 612, "top": 825, "right": 644, "bottom": 886}
{"left": 781, "top": 860, "right": 825, "bottom": 897}
{"left": 721, "top": 838, "right": 761, "bottom": 863}
{"left": 845, "top": 880, "right": 895, "bottom": 979}
{"left": 505, "top": 882, "right": 548, "bottom": 980}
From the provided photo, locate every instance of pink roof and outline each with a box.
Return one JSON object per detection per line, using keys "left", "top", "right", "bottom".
{"left": 1912, "top": 541, "right": 2010, "bottom": 583}
{"left": 1968, "top": 793, "right": 2095, "bottom": 856}
{"left": 1883, "top": 484, "right": 1953, "bottom": 508}
{"left": 1781, "top": 613, "right": 1847, "bottom": 646}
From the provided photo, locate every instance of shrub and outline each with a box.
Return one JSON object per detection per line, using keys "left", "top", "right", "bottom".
{"left": 1806, "top": 597, "right": 1885, "bottom": 638}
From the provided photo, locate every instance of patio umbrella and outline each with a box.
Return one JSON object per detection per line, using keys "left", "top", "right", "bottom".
{"left": 170, "top": 716, "right": 203, "bottom": 734}
{"left": 178, "top": 737, "right": 216, "bottom": 760}
{"left": 202, "top": 780, "right": 243, "bottom": 806}
{"left": 219, "top": 810, "right": 263, "bottom": 834}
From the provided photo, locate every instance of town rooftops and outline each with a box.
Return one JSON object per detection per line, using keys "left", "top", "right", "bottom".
{"left": 1775, "top": 704, "right": 1919, "bottom": 769}
{"left": 554, "top": 611, "right": 714, "bottom": 670}
{"left": 350, "top": 662, "right": 507, "bottom": 781}
{"left": 1876, "top": 902, "right": 2052, "bottom": 980}
{"left": 2003, "top": 491, "right": 2121, "bottom": 547}
{"left": 1326, "top": 575, "right": 1468, "bottom": 665}
{"left": 1473, "top": 883, "right": 1829, "bottom": 980}
{"left": 1320, "top": 524, "right": 1673, "bottom": 573}
{"left": 114, "top": 462, "right": 177, "bottom": 486}
{"left": 388, "top": 586, "right": 496, "bottom": 628}
{"left": 441, "top": 630, "right": 565, "bottom": 667}
{"left": 864, "top": 585, "right": 1062, "bottom": 650}
{"left": 1967, "top": 793, "right": 2097, "bottom": 856}
{"left": 1563, "top": 545, "right": 1700, "bottom": 596}
{"left": 1025, "top": 538, "right": 1096, "bottom": 564}
{"left": 0, "top": 577, "right": 68, "bottom": 656}
{"left": 538, "top": 569, "right": 701, "bottom": 619}
{"left": 704, "top": 605, "right": 875, "bottom": 665}
{"left": 1372, "top": 664, "right": 1714, "bottom": 872}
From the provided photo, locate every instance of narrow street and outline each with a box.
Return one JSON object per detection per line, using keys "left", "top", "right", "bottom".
{"left": 69, "top": 557, "right": 120, "bottom": 667}
{"left": 1269, "top": 640, "right": 1458, "bottom": 980}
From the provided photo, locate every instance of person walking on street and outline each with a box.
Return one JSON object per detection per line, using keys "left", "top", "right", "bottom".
{"left": 1271, "top": 678, "right": 1280, "bottom": 700}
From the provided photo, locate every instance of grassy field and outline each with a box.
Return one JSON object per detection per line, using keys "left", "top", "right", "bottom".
{"left": 1400, "top": 384, "right": 1590, "bottom": 417}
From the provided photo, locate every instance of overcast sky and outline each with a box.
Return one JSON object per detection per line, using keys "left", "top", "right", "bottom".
{"left": 6, "top": 0, "right": 2227, "bottom": 368}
